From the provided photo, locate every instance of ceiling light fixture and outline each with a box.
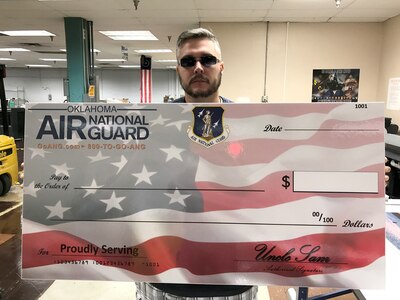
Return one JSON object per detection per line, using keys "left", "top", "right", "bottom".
{"left": 118, "top": 65, "right": 140, "bottom": 68}
{"left": 0, "top": 30, "right": 55, "bottom": 37}
{"left": 0, "top": 58, "right": 16, "bottom": 61}
{"left": 335, "top": 0, "right": 341, "bottom": 8}
{"left": 25, "top": 64, "right": 52, "bottom": 68}
{"left": 135, "top": 49, "right": 172, "bottom": 53}
{"left": 0, "top": 48, "right": 30, "bottom": 52}
{"left": 96, "top": 58, "right": 127, "bottom": 62}
{"left": 155, "top": 59, "right": 177, "bottom": 63}
{"left": 40, "top": 58, "right": 67, "bottom": 62}
{"left": 99, "top": 31, "right": 157, "bottom": 41}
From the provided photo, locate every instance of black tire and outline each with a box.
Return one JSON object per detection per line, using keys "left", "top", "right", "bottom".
{"left": 0, "top": 178, "right": 4, "bottom": 197}
{"left": 0, "top": 174, "right": 11, "bottom": 196}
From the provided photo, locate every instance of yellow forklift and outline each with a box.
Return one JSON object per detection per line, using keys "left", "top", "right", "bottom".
{"left": 0, "top": 135, "right": 18, "bottom": 196}
{"left": 0, "top": 64, "right": 19, "bottom": 196}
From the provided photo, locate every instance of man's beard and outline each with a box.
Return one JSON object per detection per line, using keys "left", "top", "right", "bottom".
{"left": 179, "top": 73, "right": 222, "bottom": 99}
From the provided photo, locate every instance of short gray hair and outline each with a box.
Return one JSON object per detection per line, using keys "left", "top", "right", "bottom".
{"left": 176, "top": 28, "right": 222, "bottom": 58}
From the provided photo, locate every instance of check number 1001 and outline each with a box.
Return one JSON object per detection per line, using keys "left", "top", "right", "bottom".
{"left": 355, "top": 104, "right": 368, "bottom": 109}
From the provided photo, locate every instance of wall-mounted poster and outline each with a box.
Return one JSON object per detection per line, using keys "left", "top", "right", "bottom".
{"left": 387, "top": 77, "right": 400, "bottom": 110}
{"left": 312, "top": 69, "right": 360, "bottom": 102}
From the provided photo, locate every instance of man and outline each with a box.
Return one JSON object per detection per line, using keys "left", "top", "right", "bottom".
{"left": 171, "top": 27, "right": 230, "bottom": 104}
{"left": 135, "top": 28, "right": 257, "bottom": 300}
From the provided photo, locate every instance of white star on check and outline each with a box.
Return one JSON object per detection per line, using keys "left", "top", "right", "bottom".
{"left": 99, "top": 192, "right": 126, "bottom": 212}
{"left": 151, "top": 115, "right": 170, "bottom": 127}
{"left": 45, "top": 200, "right": 71, "bottom": 219}
{"left": 50, "top": 163, "right": 74, "bottom": 177}
{"left": 132, "top": 165, "right": 157, "bottom": 185}
{"left": 164, "top": 188, "right": 191, "bottom": 207}
{"left": 166, "top": 120, "right": 190, "bottom": 131}
{"left": 160, "top": 145, "right": 185, "bottom": 162}
{"left": 112, "top": 155, "right": 127, "bottom": 174}
{"left": 180, "top": 104, "right": 195, "bottom": 114}
{"left": 88, "top": 151, "right": 111, "bottom": 163}
{"left": 82, "top": 179, "right": 104, "bottom": 198}
{"left": 29, "top": 147, "right": 50, "bottom": 159}
{"left": 24, "top": 181, "right": 38, "bottom": 198}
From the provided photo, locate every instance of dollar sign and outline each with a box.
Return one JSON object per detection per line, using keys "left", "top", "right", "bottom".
{"left": 282, "top": 175, "right": 290, "bottom": 189}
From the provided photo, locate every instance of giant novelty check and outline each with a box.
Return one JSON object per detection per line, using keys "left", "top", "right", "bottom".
{"left": 22, "top": 102, "right": 385, "bottom": 288}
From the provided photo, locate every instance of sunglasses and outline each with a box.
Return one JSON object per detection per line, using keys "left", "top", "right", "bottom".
{"left": 179, "top": 55, "right": 220, "bottom": 68}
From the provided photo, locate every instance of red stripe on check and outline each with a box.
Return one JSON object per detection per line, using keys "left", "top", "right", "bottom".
{"left": 22, "top": 229, "right": 384, "bottom": 277}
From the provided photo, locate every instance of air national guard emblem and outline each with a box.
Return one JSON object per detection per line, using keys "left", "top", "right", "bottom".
{"left": 187, "top": 106, "right": 229, "bottom": 148}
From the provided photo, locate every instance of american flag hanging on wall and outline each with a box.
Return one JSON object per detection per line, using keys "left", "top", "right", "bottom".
{"left": 140, "top": 55, "right": 152, "bottom": 103}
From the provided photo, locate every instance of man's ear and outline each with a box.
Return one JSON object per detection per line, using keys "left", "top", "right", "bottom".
{"left": 220, "top": 62, "right": 224, "bottom": 73}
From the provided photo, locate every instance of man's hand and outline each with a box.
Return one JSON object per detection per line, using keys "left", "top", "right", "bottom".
{"left": 385, "top": 157, "right": 391, "bottom": 187}
{"left": 19, "top": 162, "right": 24, "bottom": 181}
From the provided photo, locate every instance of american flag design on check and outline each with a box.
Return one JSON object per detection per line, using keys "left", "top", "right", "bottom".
{"left": 22, "top": 102, "right": 385, "bottom": 288}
